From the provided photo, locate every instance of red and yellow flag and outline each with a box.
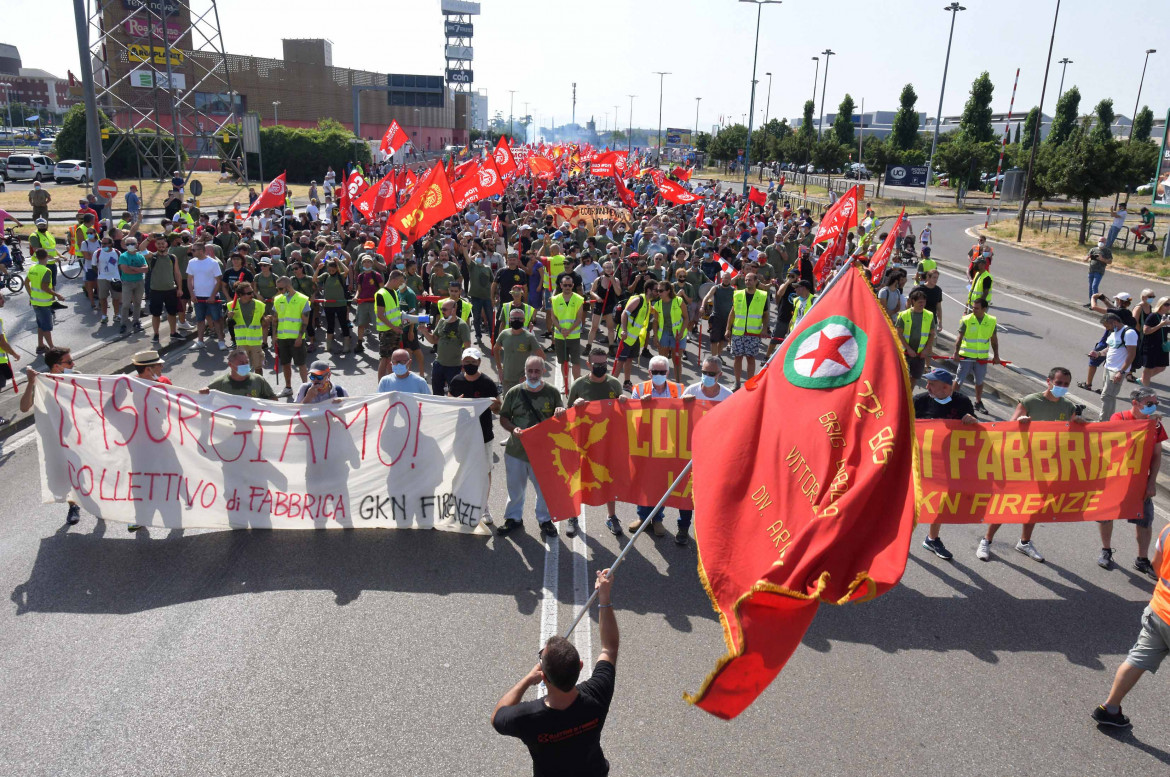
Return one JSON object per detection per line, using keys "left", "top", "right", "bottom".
{"left": 386, "top": 161, "right": 457, "bottom": 243}
{"left": 687, "top": 266, "right": 918, "bottom": 720}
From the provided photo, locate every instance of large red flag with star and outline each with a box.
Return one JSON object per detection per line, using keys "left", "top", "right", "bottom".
{"left": 686, "top": 265, "right": 918, "bottom": 720}
{"left": 386, "top": 161, "right": 457, "bottom": 243}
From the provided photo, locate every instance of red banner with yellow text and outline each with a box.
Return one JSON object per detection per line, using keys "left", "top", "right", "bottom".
{"left": 918, "top": 420, "right": 1154, "bottom": 524}
{"left": 519, "top": 399, "right": 715, "bottom": 520}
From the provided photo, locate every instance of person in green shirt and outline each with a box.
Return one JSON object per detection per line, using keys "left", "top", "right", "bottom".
{"left": 316, "top": 258, "right": 353, "bottom": 351}
{"left": 419, "top": 298, "right": 471, "bottom": 395}
{"left": 493, "top": 307, "right": 541, "bottom": 395}
{"left": 467, "top": 252, "right": 495, "bottom": 342}
{"left": 497, "top": 355, "right": 562, "bottom": 538}
{"left": 563, "top": 346, "right": 626, "bottom": 538}
{"left": 203, "top": 348, "right": 277, "bottom": 399}
{"left": 146, "top": 242, "right": 185, "bottom": 344}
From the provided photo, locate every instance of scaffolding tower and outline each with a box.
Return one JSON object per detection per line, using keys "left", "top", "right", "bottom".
{"left": 81, "top": 0, "right": 244, "bottom": 183}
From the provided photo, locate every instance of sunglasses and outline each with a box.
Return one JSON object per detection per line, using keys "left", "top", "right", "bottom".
{"left": 239, "top": 291, "right": 254, "bottom": 296}
{"left": 650, "top": 369, "right": 668, "bottom": 376}
{"left": 701, "top": 371, "right": 720, "bottom": 377}
{"left": 310, "top": 373, "right": 328, "bottom": 382}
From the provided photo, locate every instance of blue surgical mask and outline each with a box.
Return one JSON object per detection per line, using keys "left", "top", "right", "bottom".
{"left": 652, "top": 374, "right": 667, "bottom": 387}
{"left": 1050, "top": 386, "right": 1069, "bottom": 399}
{"left": 392, "top": 363, "right": 409, "bottom": 377}
{"left": 525, "top": 377, "right": 543, "bottom": 390}
{"left": 1140, "top": 403, "right": 1158, "bottom": 416}
{"left": 932, "top": 394, "right": 952, "bottom": 405}
{"left": 395, "top": 263, "right": 406, "bottom": 270}
{"left": 701, "top": 374, "right": 718, "bottom": 388}
{"left": 235, "top": 364, "right": 251, "bottom": 377}
{"left": 62, "top": 368, "right": 75, "bottom": 375}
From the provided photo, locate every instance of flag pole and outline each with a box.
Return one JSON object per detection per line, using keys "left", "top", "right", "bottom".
{"left": 562, "top": 462, "right": 693, "bottom": 639}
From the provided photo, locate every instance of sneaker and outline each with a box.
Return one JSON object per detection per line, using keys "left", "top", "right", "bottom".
{"left": 495, "top": 518, "right": 521, "bottom": 536}
{"left": 196, "top": 338, "right": 205, "bottom": 348}
{"left": 976, "top": 538, "right": 991, "bottom": 561}
{"left": 627, "top": 518, "right": 644, "bottom": 534}
{"left": 566, "top": 517, "right": 579, "bottom": 538}
{"left": 1091, "top": 705, "right": 1132, "bottom": 729}
{"left": 1097, "top": 547, "right": 1114, "bottom": 570}
{"left": 605, "top": 515, "right": 623, "bottom": 536}
{"left": 127, "top": 524, "right": 143, "bottom": 533}
{"left": 480, "top": 511, "right": 494, "bottom": 527}
{"left": 0, "top": 416, "right": 9, "bottom": 427}
{"left": 119, "top": 325, "right": 127, "bottom": 334}
{"left": 1134, "top": 556, "right": 1157, "bottom": 579}
{"left": 652, "top": 522, "right": 666, "bottom": 538}
{"left": 100, "top": 315, "right": 108, "bottom": 325}
{"left": 922, "top": 537, "right": 954, "bottom": 560}
{"left": 539, "top": 521, "right": 558, "bottom": 537}
{"left": 152, "top": 335, "right": 161, "bottom": 345}
{"left": 278, "top": 386, "right": 293, "bottom": 398}
{"left": 1015, "top": 540, "right": 1045, "bottom": 563}
{"left": 65, "top": 504, "right": 81, "bottom": 525}
{"left": 675, "top": 528, "right": 689, "bottom": 546}
{"left": 114, "top": 315, "right": 122, "bottom": 324}
{"left": 975, "top": 401, "right": 989, "bottom": 414}
{"left": 217, "top": 340, "right": 227, "bottom": 351}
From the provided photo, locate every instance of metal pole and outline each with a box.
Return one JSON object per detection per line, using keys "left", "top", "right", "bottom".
{"left": 1057, "top": 57, "right": 1072, "bottom": 101}
{"left": 923, "top": 3, "right": 965, "bottom": 204}
{"left": 627, "top": 94, "right": 635, "bottom": 157}
{"left": 817, "top": 49, "right": 834, "bottom": 139}
{"left": 1016, "top": 0, "right": 1060, "bottom": 241}
{"left": 654, "top": 71, "right": 670, "bottom": 166}
{"left": 742, "top": 4, "right": 763, "bottom": 196}
{"left": 764, "top": 72, "right": 773, "bottom": 126}
{"left": 508, "top": 90, "right": 516, "bottom": 139}
{"left": 694, "top": 97, "right": 701, "bottom": 143}
{"left": 72, "top": 0, "right": 107, "bottom": 219}
{"left": 1115, "top": 49, "right": 1156, "bottom": 208}
{"left": 991, "top": 67, "right": 1020, "bottom": 226}
{"left": 858, "top": 97, "right": 864, "bottom": 166}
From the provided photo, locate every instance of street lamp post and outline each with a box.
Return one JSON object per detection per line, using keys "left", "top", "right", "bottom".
{"left": 816, "top": 49, "right": 834, "bottom": 139}
{"left": 1017, "top": 0, "right": 1061, "bottom": 241}
{"left": 923, "top": 3, "right": 965, "bottom": 203}
{"left": 0, "top": 83, "right": 12, "bottom": 146}
{"left": 653, "top": 71, "right": 670, "bottom": 165}
{"left": 523, "top": 101, "right": 530, "bottom": 143}
{"left": 810, "top": 56, "right": 820, "bottom": 108}
{"left": 272, "top": 100, "right": 281, "bottom": 126}
{"left": 739, "top": 1, "right": 781, "bottom": 197}
{"left": 1057, "top": 57, "right": 1073, "bottom": 101}
{"left": 763, "top": 71, "right": 773, "bottom": 126}
{"left": 694, "top": 97, "right": 702, "bottom": 144}
{"left": 627, "top": 94, "right": 636, "bottom": 156}
{"left": 508, "top": 90, "right": 516, "bottom": 140}
{"left": 1128, "top": 49, "right": 1156, "bottom": 143}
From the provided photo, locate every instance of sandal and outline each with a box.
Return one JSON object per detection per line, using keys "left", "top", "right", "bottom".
{"left": 1076, "top": 381, "right": 1092, "bottom": 390}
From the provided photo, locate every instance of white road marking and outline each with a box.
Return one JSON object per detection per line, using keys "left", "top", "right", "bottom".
{"left": 536, "top": 529, "right": 560, "bottom": 699}
{"left": 570, "top": 510, "right": 593, "bottom": 681}
{"left": 936, "top": 266, "right": 1099, "bottom": 330}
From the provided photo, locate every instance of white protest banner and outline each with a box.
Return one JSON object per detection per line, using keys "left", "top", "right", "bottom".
{"left": 34, "top": 375, "right": 494, "bottom": 533}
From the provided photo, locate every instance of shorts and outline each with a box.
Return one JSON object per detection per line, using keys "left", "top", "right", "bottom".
{"left": 34, "top": 306, "right": 53, "bottom": 332}
{"left": 276, "top": 338, "right": 308, "bottom": 367}
{"left": 379, "top": 328, "right": 402, "bottom": 358}
{"left": 85, "top": 267, "right": 98, "bottom": 282}
{"left": 659, "top": 333, "right": 687, "bottom": 352}
{"left": 593, "top": 296, "right": 621, "bottom": 318}
{"left": 955, "top": 359, "right": 988, "bottom": 386}
{"left": 709, "top": 315, "right": 729, "bottom": 344}
{"left": 773, "top": 314, "right": 791, "bottom": 341}
{"left": 907, "top": 356, "right": 926, "bottom": 381}
{"left": 1124, "top": 606, "right": 1170, "bottom": 674}
{"left": 97, "top": 279, "right": 120, "bottom": 302}
{"left": 0, "top": 361, "right": 13, "bottom": 388}
{"left": 149, "top": 288, "right": 180, "bottom": 317}
{"left": 554, "top": 338, "right": 582, "bottom": 363}
{"left": 731, "top": 334, "right": 761, "bottom": 358}
{"left": 194, "top": 299, "right": 223, "bottom": 322}
{"left": 403, "top": 326, "right": 421, "bottom": 351}
{"left": 241, "top": 345, "right": 264, "bottom": 372}
{"left": 1098, "top": 498, "right": 1155, "bottom": 529}
{"left": 355, "top": 301, "right": 376, "bottom": 326}
{"left": 615, "top": 339, "right": 638, "bottom": 362}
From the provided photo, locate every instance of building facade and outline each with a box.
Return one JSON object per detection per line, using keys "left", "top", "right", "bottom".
{"left": 0, "top": 43, "right": 79, "bottom": 118}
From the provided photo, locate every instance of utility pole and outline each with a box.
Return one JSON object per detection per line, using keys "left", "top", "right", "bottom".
{"left": 627, "top": 95, "right": 635, "bottom": 156}
{"left": 694, "top": 97, "right": 702, "bottom": 142}
{"left": 817, "top": 49, "right": 835, "bottom": 139}
{"left": 523, "top": 101, "right": 530, "bottom": 143}
{"left": 1057, "top": 57, "right": 1073, "bottom": 101}
{"left": 72, "top": 0, "right": 107, "bottom": 218}
{"left": 1017, "top": 0, "right": 1061, "bottom": 241}
{"left": 923, "top": 3, "right": 965, "bottom": 203}
{"left": 653, "top": 71, "right": 670, "bottom": 165}
{"left": 571, "top": 82, "right": 577, "bottom": 127}
{"left": 1115, "top": 48, "right": 1156, "bottom": 206}
{"left": 763, "top": 72, "right": 773, "bottom": 126}
{"left": 508, "top": 90, "right": 516, "bottom": 139}
{"left": 272, "top": 101, "right": 281, "bottom": 125}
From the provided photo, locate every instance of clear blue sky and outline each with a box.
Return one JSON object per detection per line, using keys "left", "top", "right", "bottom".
{"left": 12, "top": 0, "right": 1170, "bottom": 131}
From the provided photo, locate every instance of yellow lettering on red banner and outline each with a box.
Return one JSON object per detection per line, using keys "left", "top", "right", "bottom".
{"left": 948, "top": 430, "right": 976, "bottom": 479}
{"left": 627, "top": 410, "right": 650, "bottom": 456}
{"left": 1003, "top": 431, "right": 1029, "bottom": 481}
{"left": 1123, "top": 430, "right": 1146, "bottom": 476}
{"left": 920, "top": 427, "right": 935, "bottom": 479}
{"left": 976, "top": 431, "right": 1004, "bottom": 480}
{"left": 1058, "top": 432, "right": 1088, "bottom": 480}
{"left": 652, "top": 409, "right": 676, "bottom": 458}
{"left": 1030, "top": 432, "right": 1059, "bottom": 481}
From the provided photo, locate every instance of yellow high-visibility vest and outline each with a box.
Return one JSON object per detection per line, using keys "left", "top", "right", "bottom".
{"left": 732, "top": 288, "right": 768, "bottom": 336}
{"left": 958, "top": 313, "right": 997, "bottom": 359}
{"left": 552, "top": 292, "right": 584, "bottom": 340}
{"left": 272, "top": 292, "right": 310, "bottom": 340}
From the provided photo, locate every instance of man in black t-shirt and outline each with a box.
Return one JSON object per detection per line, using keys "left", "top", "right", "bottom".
{"left": 910, "top": 269, "right": 944, "bottom": 330}
{"left": 493, "top": 569, "right": 618, "bottom": 777}
{"left": 494, "top": 254, "right": 529, "bottom": 311}
{"left": 914, "top": 368, "right": 978, "bottom": 562}
{"left": 447, "top": 347, "right": 501, "bottom": 527}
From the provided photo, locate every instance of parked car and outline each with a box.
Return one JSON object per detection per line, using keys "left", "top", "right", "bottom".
{"left": 36, "top": 138, "right": 55, "bottom": 153}
{"left": 844, "top": 163, "right": 871, "bottom": 180}
{"left": 54, "top": 160, "right": 92, "bottom": 184}
{"left": 5, "top": 154, "right": 55, "bottom": 181}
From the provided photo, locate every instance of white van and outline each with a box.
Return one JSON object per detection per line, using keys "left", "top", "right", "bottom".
{"left": 6, "top": 154, "right": 55, "bottom": 181}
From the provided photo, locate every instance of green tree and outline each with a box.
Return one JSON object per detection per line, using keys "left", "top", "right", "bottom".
{"left": 890, "top": 84, "right": 920, "bottom": 151}
{"left": 959, "top": 72, "right": 996, "bottom": 143}
{"left": 1040, "top": 118, "right": 1122, "bottom": 244}
{"left": 1046, "top": 86, "right": 1080, "bottom": 147}
{"left": 862, "top": 137, "right": 898, "bottom": 196}
{"left": 693, "top": 131, "right": 710, "bottom": 153}
{"left": 709, "top": 124, "right": 748, "bottom": 162}
{"left": 1118, "top": 138, "right": 1160, "bottom": 196}
{"left": 1013, "top": 122, "right": 1021, "bottom": 145}
{"left": 1091, "top": 99, "right": 1115, "bottom": 142}
{"left": 1132, "top": 106, "right": 1154, "bottom": 142}
{"left": 935, "top": 132, "right": 998, "bottom": 203}
{"left": 833, "top": 94, "right": 856, "bottom": 147}
{"left": 811, "top": 138, "right": 848, "bottom": 188}
{"left": 1021, "top": 106, "right": 1041, "bottom": 151}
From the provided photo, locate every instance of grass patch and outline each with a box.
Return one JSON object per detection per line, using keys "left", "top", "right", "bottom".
{"left": 983, "top": 221, "right": 1170, "bottom": 278}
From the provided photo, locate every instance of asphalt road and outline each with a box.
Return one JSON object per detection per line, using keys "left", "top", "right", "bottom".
{"left": 3, "top": 284, "right": 1170, "bottom": 775}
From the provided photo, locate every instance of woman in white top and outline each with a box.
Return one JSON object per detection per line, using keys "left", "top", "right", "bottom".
{"left": 94, "top": 236, "right": 123, "bottom": 325}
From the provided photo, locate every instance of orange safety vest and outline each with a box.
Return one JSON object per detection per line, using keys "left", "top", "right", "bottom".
{"left": 637, "top": 380, "right": 681, "bottom": 398}
{"left": 1150, "top": 523, "right": 1170, "bottom": 623}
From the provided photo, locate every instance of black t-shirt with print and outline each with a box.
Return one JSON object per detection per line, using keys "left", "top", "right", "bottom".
{"left": 913, "top": 391, "right": 976, "bottom": 420}
{"left": 493, "top": 660, "right": 616, "bottom": 777}
{"left": 447, "top": 373, "right": 499, "bottom": 441}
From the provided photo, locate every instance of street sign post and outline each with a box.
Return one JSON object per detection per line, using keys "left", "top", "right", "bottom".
{"left": 95, "top": 178, "right": 118, "bottom": 200}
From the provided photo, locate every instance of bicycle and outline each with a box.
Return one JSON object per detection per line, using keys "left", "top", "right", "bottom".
{"left": 56, "top": 253, "right": 82, "bottom": 280}
{"left": 0, "top": 262, "right": 22, "bottom": 294}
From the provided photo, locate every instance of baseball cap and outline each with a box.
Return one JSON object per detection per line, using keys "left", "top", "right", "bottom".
{"left": 309, "top": 360, "right": 333, "bottom": 375}
{"left": 461, "top": 347, "right": 484, "bottom": 361}
{"left": 923, "top": 368, "right": 954, "bottom": 383}
{"left": 1116, "top": 292, "right": 1133, "bottom": 301}
{"left": 363, "top": 240, "right": 375, "bottom": 249}
{"left": 35, "top": 218, "right": 47, "bottom": 226}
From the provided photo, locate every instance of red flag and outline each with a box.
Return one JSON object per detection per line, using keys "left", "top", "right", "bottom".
{"left": 386, "top": 161, "right": 458, "bottom": 243}
{"left": 591, "top": 150, "right": 621, "bottom": 176}
{"left": 338, "top": 170, "right": 369, "bottom": 227}
{"left": 491, "top": 215, "right": 500, "bottom": 234}
{"left": 477, "top": 157, "right": 506, "bottom": 198}
{"left": 718, "top": 257, "right": 739, "bottom": 279}
{"left": 446, "top": 155, "right": 456, "bottom": 181}
{"left": 649, "top": 168, "right": 666, "bottom": 187}
{"left": 658, "top": 179, "right": 700, "bottom": 205}
{"left": 493, "top": 136, "right": 519, "bottom": 179}
{"left": 376, "top": 223, "right": 403, "bottom": 259}
{"left": 612, "top": 170, "right": 638, "bottom": 209}
{"left": 866, "top": 208, "right": 905, "bottom": 285}
{"left": 748, "top": 186, "right": 767, "bottom": 206}
{"left": 672, "top": 166, "right": 691, "bottom": 182}
{"left": 811, "top": 185, "right": 859, "bottom": 286}
{"left": 686, "top": 266, "right": 917, "bottom": 719}
{"left": 380, "top": 120, "right": 409, "bottom": 156}
{"left": 528, "top": 155, "right": 556, "bottom": 178}
{"left": 403, "top": 169, "right": 418, "bottom": 190}
{"left": 245, "top": 173, "right": 288, "bottom": 220}
{"left": 694, "top": 204, "right": 705, "bottom": 228}
{"left": 353, "top": 176, "right": 388, "bottom": 221}
{"left": 455, "top": 158, "right": 479, "bottom": 178}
